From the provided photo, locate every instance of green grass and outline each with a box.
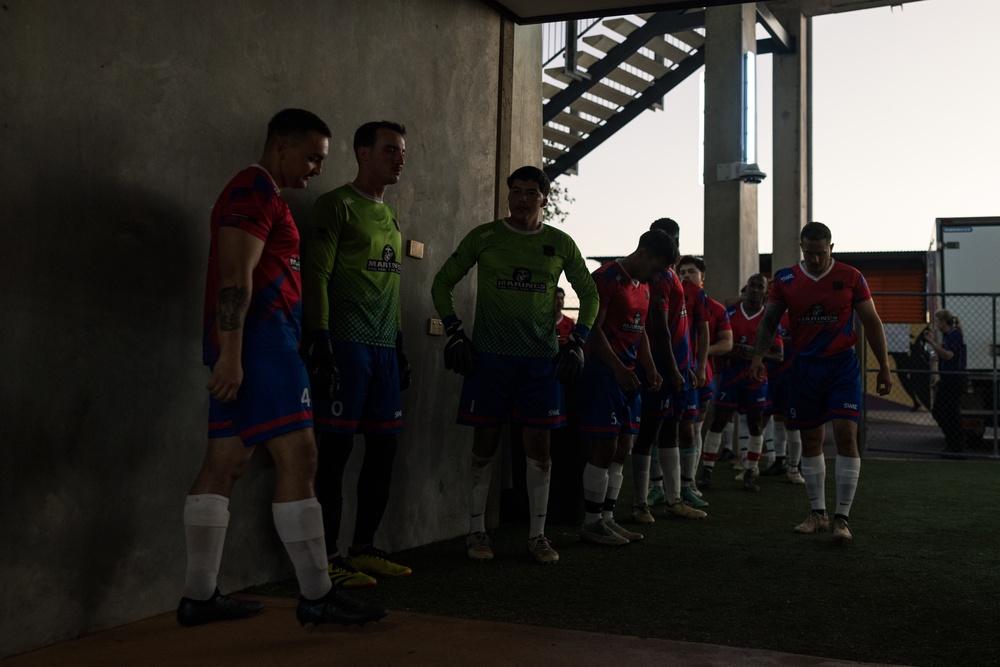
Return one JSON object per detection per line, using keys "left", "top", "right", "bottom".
{"left": 248, "top": 459, "right": 1000, "bottom": 667}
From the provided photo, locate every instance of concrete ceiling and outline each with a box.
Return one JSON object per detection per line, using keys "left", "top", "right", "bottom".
{"left": 484, "top": 0, "right": 923, "bottom": 23}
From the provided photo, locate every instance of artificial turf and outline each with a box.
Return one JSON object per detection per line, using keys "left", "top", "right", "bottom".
{"left": 248, "top": 459, "right": 1000, "bottom": 667}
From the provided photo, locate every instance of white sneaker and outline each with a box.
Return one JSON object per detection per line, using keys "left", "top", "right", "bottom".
{"left": 786, "top": 467, "right": 805, "bottom": 485}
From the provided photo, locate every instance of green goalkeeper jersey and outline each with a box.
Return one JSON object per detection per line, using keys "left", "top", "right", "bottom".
{"left": 432, "top": 219, "right": 599, "bottom": 357}
{"left": 303, "top": 183, "right": 401, "bottom": 347}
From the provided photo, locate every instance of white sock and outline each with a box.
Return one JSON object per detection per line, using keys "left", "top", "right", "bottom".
{"left": 582, "top": 463, "right": 609, "bottom": 524}
{"left": 835, "top": 455, "right": 861, "bottom": 518}
{"left": 272, "top": 498, "right": 331, "bottom": 601}
{"left": 660, "top": 447, "right": 681, "bottom": 504}
{"left": 632, "top": 454, "right": 651, "bottom": 504}
{"left": 702, "top": 430, "right": 723, "bottom": 469}
{"left": 787, "top": 430, "right": 802, "bottom": 468}
{"left": 649, "top": 447, "right": 664, "bottom": 489}
{"left": 525, "top": 457, "right": 551, "bottom": 537}
{"left": 183, "top": 494, "right": 230, "bottom": 600}
{"left": 773, "top": 422, "right": 788, "bottom": 458}
{"left": 746, "top": 434, "right": 764, "bottom": 471}
{"left": 680, "top": 447, "right": 698, "bottom": 488}
{"left": 693, "top": 427, "right": 704, "bottom": 466}
{"left": 721, "top": 420, "right": 734, "bottom": 452}
{"left": 469, "top": 455, "right": 493, "bottom": 534}
{"left": 800, "top": 454, "right": 827, "bottom": 512}
{"left": 602, "top": 462, "right": 624, "bottom": 521}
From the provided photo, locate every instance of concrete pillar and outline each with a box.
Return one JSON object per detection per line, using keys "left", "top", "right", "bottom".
{"left": 771, "top": 9, "right": 811, "bottom": 274}
{"left": 703, "top": 3, "right": 759, "bottom": 300}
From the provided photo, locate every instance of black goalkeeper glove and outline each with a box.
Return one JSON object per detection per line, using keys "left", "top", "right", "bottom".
{"left": 553, "top": 331, "right": 586, "bottom": 384}
{"left": 396, "top": 332, "right": 412, "bottom": 391}
{"left": 304, "top": 332, "right": 340, "bottom": 400}
{"left": 443, "top": 319, "right": 478, "bottom": 376}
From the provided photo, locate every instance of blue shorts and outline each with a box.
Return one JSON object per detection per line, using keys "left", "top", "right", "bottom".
{"left": 766, "top": 370, "right": 791, "bottom": 416}
{"left": 644, "top": 367, "right": 700, "bottom": 422}
{"left": 786, "top": 351, "right": 862, "bottom": 429}
{"left": 313, "top": 342, "right": 402, "bottom": 435}
{"left": 714, "top": 364, "right": 770, "bottom": 415}
{"left": 576, "top": 362, "right": 642, "bottom": 436}
{"left": 208, "top": 349, "right": 313, "bottom": 446}
{"left": 457, "top": 352, "right": 564, "bottom": 429}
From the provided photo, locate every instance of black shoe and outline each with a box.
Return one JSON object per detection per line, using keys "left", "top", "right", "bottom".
{"left": 742, "top": 469, "right": 760, "bottom": 493}
{"left": 696, "top": 467, "right": 713, "bottom": 491}
{"left": 297, "top": 588, "right": 388, "bottom": 627}
{"left": 717, "top": 449, "right": 735, "bottom": 463}
{"left": 760, "top": 458, "right": 787, "bottom": 476}
{"left": 177, "top": 589, "right": 263, "bottom": 627}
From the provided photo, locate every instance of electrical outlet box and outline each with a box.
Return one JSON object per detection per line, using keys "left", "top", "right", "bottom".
{"left": 427, "top": 318, "right": 444, "bottom": 336}
{"left": 408, "top": 240, "right": 425, "bottom": 259}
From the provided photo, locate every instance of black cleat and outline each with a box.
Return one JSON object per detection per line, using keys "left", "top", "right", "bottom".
{"left": 760, "top": 458, "right": 787, "bottom": 476}
{"left": 716, "top": 449, "right": 735, "bottom": 463}
{"left": 297, "top": 588, "right": 388, "bottom": 627}
{"left": 177, "top": 589, "right": 263, "bottom": 627}
{"left": 742, "top": 468, "right": 760, "bottom": 493}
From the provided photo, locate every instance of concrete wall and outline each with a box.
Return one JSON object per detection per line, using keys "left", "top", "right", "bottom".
{"left": 0, "top": 0, "right": 541, "bottom": 656}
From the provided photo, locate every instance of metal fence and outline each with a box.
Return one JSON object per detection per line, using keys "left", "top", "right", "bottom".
{"left": 862, "top": 293, "right": 999, "bottom": 459}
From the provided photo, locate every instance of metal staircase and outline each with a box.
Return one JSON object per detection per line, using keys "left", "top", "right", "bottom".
{"left": 542, "top": 7, "right": 793, "bottom": 181}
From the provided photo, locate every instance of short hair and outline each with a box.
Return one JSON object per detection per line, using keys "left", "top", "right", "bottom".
{"left": 555, "top": 287, "right": 566, "bottom": 296}
{"left": 637, "top": 229, "right": 678, "bottom": 265}
{"left": 354, "top": 121, "right": 406, "bottom": 153}
{"left": 800, "top": 221, "right": 832, "bottom": 243}
{"left": 650, "top": 218, "right": 680, "bottom": 238}
{"left": 266, "top": 109, "right": 331, "bottom": 145}
{"left": 677, "top": 255, "right": 705, "bottom": 273}
{"left": 506, "top": 166, "right": 550, "bottom": 196}
{"left": 747, "top": 273, "right": 768, "bottom": 286}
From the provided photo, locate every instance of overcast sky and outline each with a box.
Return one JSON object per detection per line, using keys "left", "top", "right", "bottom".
{"left": 553, "top": 0, "right": 999, "bottom": 269}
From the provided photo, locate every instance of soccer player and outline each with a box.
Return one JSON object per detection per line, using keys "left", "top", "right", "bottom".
{"left": 431, "top": 166, "right": 599, "bottom": 564}
{"left": 699, "top": 274, "right": 782, "bottom": 493}
{"left": 555, "top": 287, "right": 575, "bottom": 346}
{"left": 302, "top": 121, "right": 412, "bottom": 589}
{"left": 631, "top": 218, "right": 706, "bottom": 523}
{"left": 577, "top": 230, "right": 674, "bottom": 545}
{"left": 676, "top": 255, "right": 732, "bottom": 507}
{"left": 178, "top": 109, "right": 386, "bottom": 628}
{"left": 749, "top": 222, "right": 892, "bottom": 543}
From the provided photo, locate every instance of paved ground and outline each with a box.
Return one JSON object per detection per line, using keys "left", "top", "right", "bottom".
{"left": 2, "top": 596, "right": 910, "bottom": 667}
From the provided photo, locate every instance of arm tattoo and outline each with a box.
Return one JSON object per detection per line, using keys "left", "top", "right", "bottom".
{"left": 218, "top": 286, "right": 251, "bottom": 331}
{"left": 752, "top": 303, "right": 785, "bottom": 357}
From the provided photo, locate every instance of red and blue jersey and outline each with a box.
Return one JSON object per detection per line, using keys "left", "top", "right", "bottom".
{"left": 650, "top": 269, "right": 691, "bottom": 371}
{"left": 727, "top": 303, "right": 782, "bottom": 379}
{"left": 682, "top": 280, "right": 708, "bottom": 363}
{"left": 705, "top": 296, "right": 732, "bottom": 377}
{"left": 768, "top": 260, "right": 871, "bottom": 359}
{"left": 203, "top": 165, "right": 303, "bottom": 366}
{"left": 555, "top": 313, "right": 575, "bottom": 346}
{"left": 591, "top": 260, "right": 651, "bottom": 370}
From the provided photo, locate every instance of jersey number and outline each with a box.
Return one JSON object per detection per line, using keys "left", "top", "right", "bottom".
{"left": 301, "top": 388, "right": 312, "bottom": 408}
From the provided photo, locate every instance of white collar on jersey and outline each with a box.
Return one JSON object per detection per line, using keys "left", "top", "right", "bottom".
{"left": 250, "top": 163, "right": 280, "bottom": 191}
{"left": 741, "top": 302, "right": 765, "bottom": 320}
{"left": 347, "top": 182, "right": 384, "bottom": 203}
{"left": 799, "top": 258, "right": 836, "bottom": 281}
{"left": 501, "top": 218, "right": 545, "bottom": 235}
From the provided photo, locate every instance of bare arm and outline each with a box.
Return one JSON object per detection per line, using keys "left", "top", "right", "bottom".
{"left": 708, "top": 329, "right": 733, "bottom": 357}
{"left": 856, "top": 298, "right": 893, "bottom": 395}
{"left": 208, "top": 227, "right": 265, "bottom": 403}
{"left": 749, "top": 302, "right": 785, "bottom": 382}
{"left": 636, "top": 330, "right": 662, "bottom": 392}
{"left": 589, "top": 309, "right": 641, "bottom": 392}
{"left": 648, "top": 298, "right": 683, "bottom": 391}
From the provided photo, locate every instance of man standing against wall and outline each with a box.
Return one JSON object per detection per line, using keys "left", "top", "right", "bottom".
{"left": 432, "top": 166, "right": 600, "bottom": 564}
{"left": 749, "top": 222, "right": 892, "bottom": 543}
{"left": 302, "top": 121, "right": 412, "bottom": 589}
{"left": 179, "top": 109, "right": 386, "bottom": 627}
